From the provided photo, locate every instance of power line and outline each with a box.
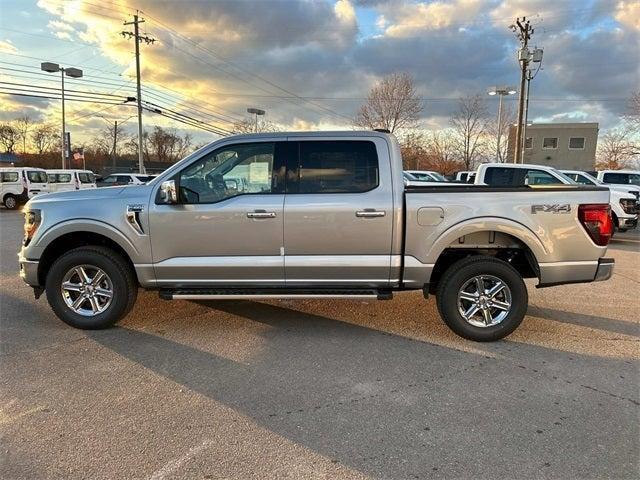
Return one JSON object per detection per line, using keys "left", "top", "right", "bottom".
{"left": 0, "top": 91, "right": 131, "bottom": 106}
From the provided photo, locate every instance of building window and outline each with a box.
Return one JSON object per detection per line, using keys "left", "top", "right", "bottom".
{"left": 525, "top": 137, "right": 533, "bottom": 149}
{"left": 542, "top": 137, "right": 558, "bottom": 149}
{"left": 568, "top": 137, "right": 585, "bottom": 150}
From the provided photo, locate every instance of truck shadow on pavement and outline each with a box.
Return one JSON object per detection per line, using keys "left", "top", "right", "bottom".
{"left": 526, "top": 305, "right": 639, "bottom": 337}
{"left": 85, "top": 300, "right": 638, "bottom": 479}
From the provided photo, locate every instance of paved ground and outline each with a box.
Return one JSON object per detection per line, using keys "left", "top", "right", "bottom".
{"left": 0, "top": 208, "right": 638, "bottom": 479}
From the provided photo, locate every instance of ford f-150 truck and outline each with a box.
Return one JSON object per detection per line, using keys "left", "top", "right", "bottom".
{"left": 19, "top": 131, "right": 615, "bottom": 341}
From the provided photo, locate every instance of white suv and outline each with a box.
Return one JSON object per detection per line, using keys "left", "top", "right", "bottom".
{"left": 0, "top": 167, "right": 50, "bottom": 210}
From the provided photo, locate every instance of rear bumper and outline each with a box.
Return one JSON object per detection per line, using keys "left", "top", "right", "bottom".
{"left": 593, "top": 257, "right": 614, "bottom": 282}
{"left": 537, "top": 257, "right": 614, "bottom": 288}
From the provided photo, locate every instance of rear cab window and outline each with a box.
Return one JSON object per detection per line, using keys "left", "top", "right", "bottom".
{"left": 603, "top": 172, "right": 640, "bottom": 186}
{"left": 291, "top": 140, "right": 379, "bottom": 194}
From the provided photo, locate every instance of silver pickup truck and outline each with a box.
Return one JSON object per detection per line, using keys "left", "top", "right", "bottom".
{"left": 19, "top": 131, "right": 615, "bottom": 341}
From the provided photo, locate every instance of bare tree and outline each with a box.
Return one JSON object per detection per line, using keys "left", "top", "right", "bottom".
{"left": 0, "top": 123, "right": 19, "bottom": 153}
{"left": 355, "top": 72, "right": 423, "bottom": 133}
{"left": 596, "top": 128, "right": 639, "bottom": 169}
{"left": 424, "top": 130, "right": 463, "bottom": 174}
{"left": 625, "top": 91, "right": 640, "bottom": 131}
{"left": 14, "top": 115, "right": 32, "bottom": 153}
{"left": 31, "top": 124, "right": 58, "bottom": 155}
{"left": 146, "top": 126, "right": 193, "bottom": 163}
{"left": 232, "top": 118, "right": 281, "bottom": 134}
{"left": 450, "top": 94, "right": 489, "bottom": 169}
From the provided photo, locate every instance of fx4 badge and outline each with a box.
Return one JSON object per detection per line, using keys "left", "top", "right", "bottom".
{"left": 531, "top": 204, "right": 571, "bottom": 214}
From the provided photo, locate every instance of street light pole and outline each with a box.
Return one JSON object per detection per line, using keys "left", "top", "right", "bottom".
{"left": 487, "top": 86, "right": 517, "bottom": 162}
{"left": 247, "top": 107, "right": 266, "bottom": 133}
{"left": 41, "top": 62, "right": 83, "bottom": 169}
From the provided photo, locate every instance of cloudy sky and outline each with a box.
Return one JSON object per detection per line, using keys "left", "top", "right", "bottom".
{"left": 0, "top": 0, "right": 638, "bottom": 145}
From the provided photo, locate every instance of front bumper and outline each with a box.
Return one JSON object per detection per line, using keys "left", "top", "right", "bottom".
{"left": 618, "top": 216, "right": 638, "bottom": 229}
{"left": 593, "top": 257, "right": 614, "bottom": 282}
{"left": 19, "top": 254, "right": 40, "bottom": 287}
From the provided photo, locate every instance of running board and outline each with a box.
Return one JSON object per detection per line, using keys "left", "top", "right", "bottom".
{"left": 159, "top": 288, "right": 393, "bottom": 301}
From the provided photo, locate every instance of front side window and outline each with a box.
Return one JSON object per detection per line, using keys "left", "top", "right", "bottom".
{"left": 542, "top": 137, "right": 558, "bottom": 149}
{"left": 569, "top": 137, "right": 585, "bottom": 149}
{"left": 78, "top": 172, "right": 94, "bottom": 183}
{"left": 1, "top": 172, "right": 19, "bottom": 182}
{"left": 179, "top": 142, "right": 275, "bottom": 204}
{"left": 296, "top": 141, "right": 379, "bottom": 194}
{"left": 27, "top": 171, "right": 48, "bottom": 183}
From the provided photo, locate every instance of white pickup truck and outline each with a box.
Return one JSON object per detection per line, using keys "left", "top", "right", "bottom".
{"left": 19, "top": 131, "right": 614, "bottom": 341}
{"left": 474, "top": 163, "right": 638, "bottom": 233}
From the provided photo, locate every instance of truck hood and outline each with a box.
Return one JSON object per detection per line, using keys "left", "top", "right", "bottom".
{"left": 26, "top": 185, "right": 143, "bottom": 206}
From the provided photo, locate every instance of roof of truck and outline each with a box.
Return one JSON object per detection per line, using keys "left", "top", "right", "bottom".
{"left": 227, "top": 130, "right": 395, "bottom": 140}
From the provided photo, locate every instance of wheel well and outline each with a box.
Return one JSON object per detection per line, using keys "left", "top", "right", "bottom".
{"left": 38, "top": 231, "right": 136, "bottom": 286}
{"left": 427, "top": 231, "right": 539, "bottom": 294}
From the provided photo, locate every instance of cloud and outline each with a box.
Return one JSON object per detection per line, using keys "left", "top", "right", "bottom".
{"left": 0, "top": 39, "right": 18, "bottom": 53}
{"left": 614, "top": 0, "right": 640, "bottom": 30}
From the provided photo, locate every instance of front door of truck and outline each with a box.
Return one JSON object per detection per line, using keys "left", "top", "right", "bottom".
{"left": 283, "top": 138, "right": 395, "bottom": 286}
{"left": 149, "top": 140, "right": 287, "bottom": 286}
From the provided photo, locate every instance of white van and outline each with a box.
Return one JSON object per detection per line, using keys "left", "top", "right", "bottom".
{"left": 0, "top": 167, "right": 49, "bottom": 209}
{"left": 47, "top": 169, "right": 97, "bottom": 192}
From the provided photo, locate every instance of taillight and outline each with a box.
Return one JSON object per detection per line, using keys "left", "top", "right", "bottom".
{"left": 578, "top": 204, "right": 613, "bottom": 246}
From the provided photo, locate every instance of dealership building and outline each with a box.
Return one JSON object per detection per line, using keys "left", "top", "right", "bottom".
{"left": 507, "top": 122, "right": 599, "bottom": 170}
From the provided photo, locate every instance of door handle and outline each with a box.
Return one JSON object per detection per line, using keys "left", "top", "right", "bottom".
{"left": 355, "top": 210, "right": 386, "bottom": 218}
{"left": 247, "top": 210, "right": 277, "bottom": 219}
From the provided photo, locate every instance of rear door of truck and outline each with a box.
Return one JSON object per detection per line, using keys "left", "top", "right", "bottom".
{"left": 282, "top": 137, "right": 395, "bottom": 286}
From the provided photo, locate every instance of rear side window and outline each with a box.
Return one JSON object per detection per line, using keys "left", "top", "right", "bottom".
{"left": 295, "top": 141, "right": 379, "bottom": 193}
{"left": 524, "top": 169, "right": 562, "bottom": 185}
{"left": 1, "top": 172, "right": 19, "bottom": 182}
{"left": 27, "top": 171, "right": 48, "bottom": 183}
{"left": 570, "top": 174, "right": 594, "bottom": 185}
{"left": 483, "top": 167, "right": 517, "bottom": 186}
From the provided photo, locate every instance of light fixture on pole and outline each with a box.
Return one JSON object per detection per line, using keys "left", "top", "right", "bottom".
{"left": 247, "top": 108, "right": 265, "bottom": 133}
{"left": 41, "top": 62, "right": 83, "bottom": 169}
{"left": 487, "top": 86, "right": 517, "bottom": 162}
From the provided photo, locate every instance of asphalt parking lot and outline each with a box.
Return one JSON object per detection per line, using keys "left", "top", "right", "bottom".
{"left": 1, "top": 208, "right": 638, "bottom": 479}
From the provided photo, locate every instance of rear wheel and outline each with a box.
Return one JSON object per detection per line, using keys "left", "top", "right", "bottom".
{"left": 3, "top": 194, "right": 17, "bottom": 210}
{"left": 45, "top": 246, "right": 137, "bottom": 329}
{"left": 436, "top": 256, "right": 528, "bottom": 342}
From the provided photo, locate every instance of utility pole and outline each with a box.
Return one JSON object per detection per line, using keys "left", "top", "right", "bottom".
{"left": 511, "top": 17, "right": 534, "bottom": 164}
{"left": 122, "top": 13, "right": 155, "bottom": 174}
{"left": 112, "top": 120, "right": 118, "bottom": 172}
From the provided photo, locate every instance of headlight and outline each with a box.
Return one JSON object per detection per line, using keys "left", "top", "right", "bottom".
{"left": 619, "top": 198, "right": 638, "bottom": 214}
{"left": 23, "top": 209, "right": 41, "bottom": 246}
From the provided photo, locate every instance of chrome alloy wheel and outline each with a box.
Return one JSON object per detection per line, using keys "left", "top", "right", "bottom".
{"left": 457, "top": 274, "right": 512, "bottom": 328}
{"left": 61, "top": 265, "right": 113, "bottom": 317}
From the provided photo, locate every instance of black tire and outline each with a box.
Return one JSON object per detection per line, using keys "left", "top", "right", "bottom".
{"left": 436, "top": 255, "right": 528, "bottom": 342}
{"left": 45, "top": 246, "right": 137, "bottom": 329}
{"left": 3, "top": 194, "right": 17, "bottom": 210}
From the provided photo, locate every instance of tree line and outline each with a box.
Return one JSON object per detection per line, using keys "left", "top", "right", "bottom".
{"left": 1, "top": 76, "right": 638, "bottom": 172}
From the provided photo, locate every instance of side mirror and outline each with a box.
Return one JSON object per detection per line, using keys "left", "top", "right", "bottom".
{"left": 159, "top": 180, "right": 178, "bottom": 204}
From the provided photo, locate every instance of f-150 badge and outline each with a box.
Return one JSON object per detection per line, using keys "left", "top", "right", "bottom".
{"left": 531, "top": 204, "right": 571, "bottom": 214}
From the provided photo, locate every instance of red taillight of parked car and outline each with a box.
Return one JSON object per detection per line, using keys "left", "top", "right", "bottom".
{"left": 578, "top": 204, "right": 613, "bottom": 246}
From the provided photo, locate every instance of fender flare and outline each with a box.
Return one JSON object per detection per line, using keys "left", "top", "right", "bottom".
{"left": 424, "top": 217, "right": 548, "bottom": 266}
{"left": 35, "top": 219, "right": 141, "bottom": 262}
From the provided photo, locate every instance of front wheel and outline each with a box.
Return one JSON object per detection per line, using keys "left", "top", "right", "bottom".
{"left": 436, "top": 256, "right": 528, "bottom": 342}
{"left": 45, "top": 246, "right": 137, "bottom": 329}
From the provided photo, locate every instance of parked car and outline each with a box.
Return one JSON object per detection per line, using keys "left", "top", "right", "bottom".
{"left": 20, "top": 131, "right": 614, "bottom": 341}
{"left": 474, "top": 163, "right": 638, "bottom": 232}
{"left": 0, "top": 167, "right": 49, "bottom": 210}
{"left": 455, "top": 171, "right": 476, "bottom": 183}
{"left": 405, "top": 170, "right": 449, "bottom": 182}
{"left": 97, "top": 173, "right": 156, "bottom": 187}
{"left": 47, "top": 169, "right": 97, "bottom": 193}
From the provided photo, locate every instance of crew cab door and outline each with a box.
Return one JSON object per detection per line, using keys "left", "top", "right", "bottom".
{"left": 149, "top": 140, "right": 286, "bottom": 286}
{"left": 283, "top": 138, "right": 394, "bottom": 286}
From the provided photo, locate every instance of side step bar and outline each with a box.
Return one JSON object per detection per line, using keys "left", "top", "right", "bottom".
{"left": 159, "top": 288, "right": 393, "bottom": 301}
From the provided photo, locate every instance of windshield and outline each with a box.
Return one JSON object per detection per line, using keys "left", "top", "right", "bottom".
{"left": 549, "top": 168, "right": 578, "bottom": 184}
{"left": 428, "top": 172, "right": 448, "bottom": 182}
{"left": 27, "top": 171, "right": 48, "bottom": 183}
